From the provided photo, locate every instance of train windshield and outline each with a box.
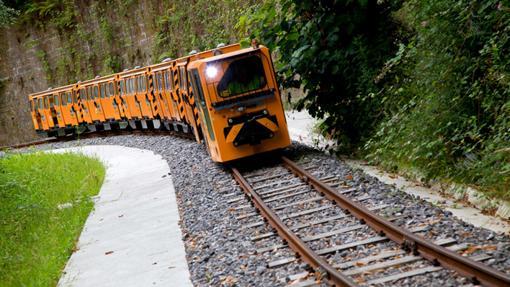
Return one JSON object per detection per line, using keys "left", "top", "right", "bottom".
{"left": 217, "top": 55, "right": 266, "bottom": 98}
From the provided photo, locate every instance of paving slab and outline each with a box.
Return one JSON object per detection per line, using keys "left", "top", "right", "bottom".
{"left": 52, "top": 145, "right": 192, "bottom": 287}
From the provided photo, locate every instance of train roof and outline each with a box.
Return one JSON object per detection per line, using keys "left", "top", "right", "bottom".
{"left": 29, "top": 43, "right": 244, "bottom": 97}
{"left": 29, "top": 83, "right": 75, "bottom": 99}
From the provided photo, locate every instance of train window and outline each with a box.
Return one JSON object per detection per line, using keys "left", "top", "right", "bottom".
{"left": 54, "top": 94, "right": 59, "bottom": 106}
{"left": 80, "top": 89, "right": 86, "bottom": 100}
{"left": 217, "top": 55, "right": 267, "bottom": 98}
{"left": 38, "top": 98, "right": 43, "bottom": 109}
{"left": 67, "top": 92, "right": 72, "bottom": 104}
{"left": 142, "top": 76, "right": 147, "bottom": 91}
{"left": 170, "top": 70, "right": 175, "bottom": 90}
{"left": 44, "top": 97, "right": 49, "bottom": 108}
{"left": 94, "top": 86, "right": 99, "bottom": 99}
{"left": 100, "top": 84, "right": 106, "bottom": 98}
{"left": 164, "top": 71, "right": 171, "bottom": 91}
{"left": 109, "top": 82, "right": 114, "bottom": 96}
{"left": 61, "top": 93, "right": 66, "bottom": 105}
{"left": 87, "top": 86, "right": 92, "bottom": 100}
{"left": 158, "top": 73, "right": 163, "bottom": 91}
{"left": 120, "top": 80, "right": 125, "bottom": 95}
{"left": 30, "top": 100, "right": 35, "bottom": 111}
{"left": 179, "top": 68, "right": 186, "bottom": 89}
{"left": 72, "top": 91, "right": 77, "bottom": 103}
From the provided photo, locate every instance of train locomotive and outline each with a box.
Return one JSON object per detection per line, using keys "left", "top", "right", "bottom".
{"left": 28, "top": 43, "right": 291, "bottom": 162}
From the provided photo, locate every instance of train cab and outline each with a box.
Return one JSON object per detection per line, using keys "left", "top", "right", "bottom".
{"left": 186, "top": 44, "right": 291, "bottom": 162}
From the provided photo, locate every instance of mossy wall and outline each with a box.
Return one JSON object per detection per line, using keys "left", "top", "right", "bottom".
{"left": 0, "top": 0, "right": 256, "bottom": 145}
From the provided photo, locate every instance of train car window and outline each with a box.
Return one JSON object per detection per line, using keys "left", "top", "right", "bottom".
{"left": 109, "top": 82, "right": 114, "bottom": 96}
{"left": 54, "top": 94, "right": 59, "bottom": 106}
{"left": 179, "top": 68, "right": 186, "bottom": 89}
{"left": 158, "top": 73, "right": 163, "bottom": 91}
{"left": 170, "top": 70, "right": 175, "bottom": 90}
{"left": 61, "top": 93, "right": 67, "bottom": 105}
{"left": 72, "top": 91, "right": 77, "bottom": 103}
{"left": 38, "top": 98, "right": 43, "bottom": 109}
{"left": 80, "top": 89, "right": 86, "bottom": 100}
{"left": 94, "top": 86, "right": 99, "bottom": 99}
{"left": 87, "top": 86, "right": 92, "bottom": 100}
{"left": 164, "top": 71, "right": 171, "bottom": 91}
{"left": 30, "top": 100, "right": 35, "bottom": 111}
{"left": 142, "top": 76, "right": 147, "bottom": 91}
{"left": 120, "top": 80, "right": 125, "bottom": 96}
{"left": 44, "top": 97, "right": 49, "bottom": 108}
{"left": 217, "top": 55, "right": 267, "bottom": 98}
{"left": 100, "top": 84, "right": 106, "bottom": 98}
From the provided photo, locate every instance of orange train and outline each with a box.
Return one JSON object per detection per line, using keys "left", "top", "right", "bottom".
{"left": 28, "top": 43, "right": 291, "bottom": 162}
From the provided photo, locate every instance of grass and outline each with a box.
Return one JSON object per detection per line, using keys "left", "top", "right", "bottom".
{"left": 0, "top": 152, "right": 105, "bottom": 286}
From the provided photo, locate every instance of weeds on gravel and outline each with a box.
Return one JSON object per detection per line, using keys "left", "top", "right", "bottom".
{"left": 0, "top": 152, "right": 104, "bottom": 286}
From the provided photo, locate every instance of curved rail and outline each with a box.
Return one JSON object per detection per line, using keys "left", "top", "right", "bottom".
{"left": 231, "top": 156, "right": 510, "bottom": 286}
{"left": 281, "top": 156, "right": 510, "bottom": 287}
{"left": 231, "top": 166, "right": 357, "bottom": 287}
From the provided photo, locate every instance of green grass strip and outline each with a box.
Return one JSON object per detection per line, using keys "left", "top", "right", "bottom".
{"left": 0, "top": 152, "right": 105, "bottom": 286}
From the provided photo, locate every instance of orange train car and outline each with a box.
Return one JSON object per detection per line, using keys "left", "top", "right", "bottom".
{"left": 29, "top": 43, "right": 291, "bottom": 162}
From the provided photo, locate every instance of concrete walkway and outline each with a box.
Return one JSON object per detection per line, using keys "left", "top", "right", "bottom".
{"left": 53, "top": 145, "right": 192, "bottom": 287}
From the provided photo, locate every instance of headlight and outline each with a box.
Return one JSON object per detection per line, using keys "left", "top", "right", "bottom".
{"left": 206, "top": 66, "right": 218, "bottom": 78}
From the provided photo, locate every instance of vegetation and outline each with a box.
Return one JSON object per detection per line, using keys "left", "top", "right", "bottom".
{"left": 241, "top": 0, "right": 509, "bottom": 200}
{"left": 0, "top": 1, "right": 18, "bottom": 26}
{"left": 0, "top": 152, "right": 105, "bottom": 286}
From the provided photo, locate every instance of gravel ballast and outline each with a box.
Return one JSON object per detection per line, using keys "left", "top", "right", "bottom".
{"left": 22, "top": 134, "right": 510, "bottom": 286}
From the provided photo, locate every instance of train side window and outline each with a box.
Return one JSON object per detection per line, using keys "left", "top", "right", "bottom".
{"left": 158, "top": 73, "right": 163, "bottom": 91}
{"left": 44, "top": 97, "right": 49, "bottom": 108}
{"left": 94, "top": 86, "right": 99, "bottom": 99}
{"left": 109, "top": 82, "right": 114, "bottom": 96}
{"left": 72, "top": 91, "right": 77, "bottom": 103}
{"left": 54, "top": 94, "right": 59, "bottom": 106}
{"left": 142, "top": 76, "right": 147, "bottom": 91}
{"left": 61, "top": 93, "right": 66, "bottom": 105}
{"left": 179, "top": 68, "right": 186, "bottom": 89}
{"left": 120, "top": 80, "right": 125, "bottom": 96}
{"left": 164, "top": 71, "right": 171, "bottom": 91}
{"left": 170, "top": 70, "right": 175, "bottom": 90}
{"left": 67, "top": 92, "right": 72, "bottom": 104}
{"left": 100, "top": 84, "right": 106, "bottom": 98}
{"left": 80, "top": 89, "right": 86, "bottom": 100}
{"left": 86, "top": 86, "right": 92, "bottom": 100}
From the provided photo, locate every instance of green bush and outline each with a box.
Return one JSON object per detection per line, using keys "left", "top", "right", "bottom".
{"left": 364, "top": 0, "right": 510, "bottom": 199}
{"left": 242, "top": 0, "right": 509, "bottom": 200}
{"left": 239, "top": 0, "right": 403, "bottom": 150}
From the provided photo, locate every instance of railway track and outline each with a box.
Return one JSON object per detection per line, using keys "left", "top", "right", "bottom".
{"left": 0, "top": 129, "right": 193, "bottom": 150}
{"left": 229, "top": 156, "right": 510, "bottom": 286}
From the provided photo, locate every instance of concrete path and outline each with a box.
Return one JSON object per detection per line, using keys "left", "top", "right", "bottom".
{"left": 53, "top": 145, "right": 192, "bottom": 287}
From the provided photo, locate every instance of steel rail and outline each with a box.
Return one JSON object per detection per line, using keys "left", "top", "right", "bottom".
{"left": 0, "top": 129, "right": 190, "bottom": 150}
{"left": 231, "top": 167, "right": 357, "bottom": 287}
{"left": 281, "top": 156, "right": 510, "bottom": 287}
